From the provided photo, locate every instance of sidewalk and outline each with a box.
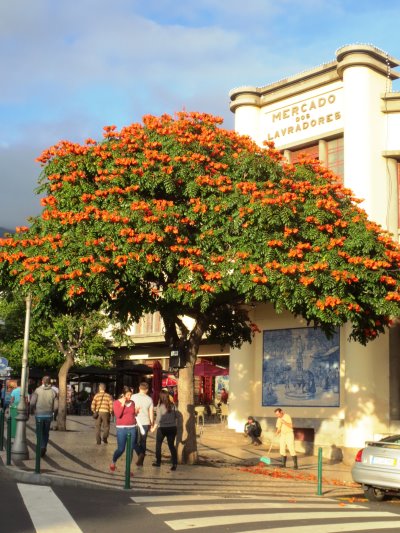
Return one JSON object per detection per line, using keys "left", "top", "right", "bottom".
{"left": 0, "top": 416, "right": 363, "bottom": 498}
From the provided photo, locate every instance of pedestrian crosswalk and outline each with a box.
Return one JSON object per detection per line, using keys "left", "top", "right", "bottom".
{"left": 17, "top": 484, "right": 83, "bottom": 532}
{"left": 131, "top": 494, "right": 400, "bottom": 532}
{"left": 10, "top": 482, "right": 400, "bottom": 533}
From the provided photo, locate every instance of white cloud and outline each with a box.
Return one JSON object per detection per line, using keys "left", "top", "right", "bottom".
{"left": 1, "top": 0, "right": 400, "bottom": 226}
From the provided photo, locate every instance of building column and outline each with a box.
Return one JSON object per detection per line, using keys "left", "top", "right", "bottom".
{"left": 338, "top": 47, "right": 396, "bottom": 233}
{"left": 227, "top": 341, "right": 255, "bottom": 432}
{"left": 343, "top": 323, "right": 391, "bottom": 450}
{"left": 229, "top": 87, "right": 261, "bottom": 141}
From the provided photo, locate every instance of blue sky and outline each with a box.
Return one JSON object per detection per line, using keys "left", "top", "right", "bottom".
{"left": 1, "top": 0, "right": 400, "bottom": 228}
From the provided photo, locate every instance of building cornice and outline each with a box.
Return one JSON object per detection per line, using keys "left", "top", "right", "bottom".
{"left": 381, "top": 92, "right": 400, "bottom": 113}
{"left": 336, "top": 44, "right": 400, "bottom": 80}
{"left": 230, "top": 62, "right": 338, "bottom": 112}
{"left": 230, "top": 44, "right": 400, "bottom": 113}
{"left": 382, "top": 150, "right": 400, "bottom": 161}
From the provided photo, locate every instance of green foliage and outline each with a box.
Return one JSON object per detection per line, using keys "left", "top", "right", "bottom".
{"left": 0, "top": 296, "right": 115, "bottom": 370}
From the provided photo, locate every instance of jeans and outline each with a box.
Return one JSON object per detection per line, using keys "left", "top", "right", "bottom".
{"left": 112, "top": 426, "right": 137, "bottom": 464}
{"left": 155, "top": 426, "right": 177, "bottom": 465}
{"left": 35, "top": 415, "right": 52, "bottom": 449}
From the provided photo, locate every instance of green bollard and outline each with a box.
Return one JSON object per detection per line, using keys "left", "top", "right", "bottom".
{"left": 317, "top": 446, "right": 323, "bottom": 496}
{"left": 0, "top": 409, "right": 4, "bottom": 451}
{"left": 6, "top": 416, "right": 12, "bottom": 465}
{"left": 9, "top": 405, "right": 18, "bottom": 438}
{"left": 124, "top": 432, "right": 132, "bottom": 490}
{"left": 35, "top": 419, "right": 43, "bottom": 474}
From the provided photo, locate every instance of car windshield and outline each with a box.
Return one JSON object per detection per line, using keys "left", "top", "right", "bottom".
{"left": 379, "top": 435, "right": 400, "bottom": 445}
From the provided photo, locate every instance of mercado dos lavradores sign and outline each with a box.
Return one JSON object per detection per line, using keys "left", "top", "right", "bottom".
{"left": 262, "top": 327, "right": 340, "bottom": 408}
{"left": 262, "top": 87, "right": 343, "bottom": 147}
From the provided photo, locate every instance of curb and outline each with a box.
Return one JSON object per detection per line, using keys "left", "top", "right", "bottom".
{"left": 0, "top": 457, "right": 126, "bottom": 492}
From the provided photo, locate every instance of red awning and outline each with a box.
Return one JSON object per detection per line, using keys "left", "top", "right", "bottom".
{"left": 194, "top": 359, "right": 228, "bottom": 377}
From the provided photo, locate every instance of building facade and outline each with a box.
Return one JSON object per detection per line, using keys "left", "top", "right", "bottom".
{"left": 229, "top": 44, "right": 400, "bottom": 461}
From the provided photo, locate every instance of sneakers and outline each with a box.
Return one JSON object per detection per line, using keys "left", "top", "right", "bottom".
{"left": 103, "top": 438, "right": 108, "bottom": 444}
{"left": 109, "top": 463, "right": 116, "bottom": 472}
{"left": 170, "top": 465, "right": 177, "bottom": 471}
{"left": 152, "top": 462, "right": 161, "bottom": 467}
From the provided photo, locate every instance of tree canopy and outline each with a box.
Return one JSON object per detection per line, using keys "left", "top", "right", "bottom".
{"left": 0, "top": 111, "right": 399, "bottom": 348}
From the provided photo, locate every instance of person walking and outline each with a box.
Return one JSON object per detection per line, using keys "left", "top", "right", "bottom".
{"left": 51, "top": 380, "right": 59, "bottom": 425}
{"left": 109, "top": 386, "right": 137, "bottom": 475}
{"left": 91, "top": 383, "right": 114, "bottom": 445}
{"left": 274, "top": 407, "right": 298, "bottom": 469}
{"left": 244, "top": 415, "right": 262, "bottom": 445}
{"left": 30, "top": 376, "right": 58, "bottom": 457}
{"left": 151, "top": 389, "right": 178, "bottom": 471}
{"left": 132, "top": 382, "right": 154, "bottom": 466}
{"left": 10, "top": 380, "right": 21, "bottom": 406}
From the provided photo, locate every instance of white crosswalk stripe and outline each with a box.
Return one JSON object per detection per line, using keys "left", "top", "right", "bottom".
{"left": 131, "top": 494, "right": 400, "bottom": 532}
{"left": 17, "top": 484, "right": 83, "bottom": 533}
{"left": 145, "top": 501, "right": 366, "bottom": 515}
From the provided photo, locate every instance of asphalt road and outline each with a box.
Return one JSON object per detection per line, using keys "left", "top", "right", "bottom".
{"left": 3, "top": 473, "right": 400, "bottom": 533}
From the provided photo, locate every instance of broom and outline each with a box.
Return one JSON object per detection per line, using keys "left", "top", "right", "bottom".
{"left": 260, "top": 439, "right": 274, "bottom": 465}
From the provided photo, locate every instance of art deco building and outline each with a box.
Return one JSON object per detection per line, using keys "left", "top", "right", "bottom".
{"left": 228, "top": 44, "right": 400, "bottom": 460}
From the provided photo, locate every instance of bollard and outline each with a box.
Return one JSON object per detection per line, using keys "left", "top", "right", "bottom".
{"left": 6, "top": 416, "right": 12, "bottom": 465}
{"left": 124, "top": 432, "right": 132, "bottom": 490}
{"left": 35, "top": 419, "right": 43, "bottom": 474}
{"left": 0, "top": 409, "right": 4, "bottom": 451}
{"left": 317, "top": 446, "right": 323, "bottom": 496}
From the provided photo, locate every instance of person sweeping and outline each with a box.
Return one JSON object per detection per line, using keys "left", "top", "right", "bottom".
{"left": 274, "top": 407, "right": 298, "bottom": 469}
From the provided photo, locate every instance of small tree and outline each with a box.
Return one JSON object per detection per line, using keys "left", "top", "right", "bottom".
{"left": 0, "top": 112, "right": 399, "bottom": 461}
{"left": 0, "top": 295, "right": 117, "bottom": 430}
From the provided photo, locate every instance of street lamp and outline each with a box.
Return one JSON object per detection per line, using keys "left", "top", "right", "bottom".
{"left": 11, "top": 293, "right": 31, "bottom": 460}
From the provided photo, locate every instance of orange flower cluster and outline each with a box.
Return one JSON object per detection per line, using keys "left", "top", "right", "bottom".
{"left": 299, "top": 276, "right": 315, "bottom": 286}
{"left": 331, "top": 270, "right": 359, "bottom": 283}
{"left": 283, "top": 227, "right": 299, "bottom": 237}
{"left": 316, "top": 296, "right": 343, "bottom": 310}
{"left": 177, "top": 283, "right": 195, "bottom": 293}
{"left": 386, "top": 292, "right": 400, "bottom": 302}
{"left": 236, "top": 251, "right": 249, "bottom": 259}
{"left": 252, "top": 276, "right": 268, "bottom": 284}
{"left": 68, "top": 286, "right": 86, "bottom": 297}
{"left": 189, "top": 198, "right": 208, "bottom": 214}
{"left": 328, "top": 237, "right": 346, "bottom": 249}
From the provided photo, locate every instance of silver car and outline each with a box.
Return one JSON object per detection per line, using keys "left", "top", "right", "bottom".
{"left": 352, "top": 435, "right": 400, "bottom": 501}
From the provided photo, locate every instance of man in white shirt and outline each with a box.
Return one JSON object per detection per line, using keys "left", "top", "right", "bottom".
{"left": 274, "top": 407, "right": 298, "bottom": 469}
{"left": 132, "top": 382, "right": 154, "bottom": 466}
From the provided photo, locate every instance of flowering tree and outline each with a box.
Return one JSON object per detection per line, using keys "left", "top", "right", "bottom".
{"left": 1, "top": 112, "right": 399, "bottom": 462}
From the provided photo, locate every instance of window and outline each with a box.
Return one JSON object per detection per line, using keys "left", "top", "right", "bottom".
{"left": 398, "top": 162, "right": 400, "bottom": 230}
{"left": 290, "top": 144, "right": 319, "bottom": 164}
{"left": 326, "top": 137, "right": 344, "bottom": 182}
{"left": 132, "top": 312, "right": 163, "bottom": 336}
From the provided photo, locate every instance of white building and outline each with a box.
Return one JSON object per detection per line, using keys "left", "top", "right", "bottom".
{"left": 228, "top": 44, "right": 400, "bottom": 462}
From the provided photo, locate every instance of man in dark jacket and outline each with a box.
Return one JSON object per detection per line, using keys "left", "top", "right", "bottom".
{"left": 244, "top": 415, "right": 262, "bottom": 446}
{"left": 30, "top": 376, "right": 58, "bottom": 457}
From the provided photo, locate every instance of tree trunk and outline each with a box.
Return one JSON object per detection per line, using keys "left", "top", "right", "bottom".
{"left": 162, "top": 313, "right": 207, "bottom": 464}
{"left": 177, "top": 362, "right": 197, "bottom": 464}
{"left": 57, "top": 353, "right": 74, "bottom": 431}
